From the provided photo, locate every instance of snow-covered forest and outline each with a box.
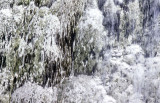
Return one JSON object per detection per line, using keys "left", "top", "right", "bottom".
{"left": 0, "top": 0, "right": 160, "bottom": 103}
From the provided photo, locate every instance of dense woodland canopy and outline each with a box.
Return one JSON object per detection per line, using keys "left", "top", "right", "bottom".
{"left": 0, "top": 0, "right": 160, "bottom": 103}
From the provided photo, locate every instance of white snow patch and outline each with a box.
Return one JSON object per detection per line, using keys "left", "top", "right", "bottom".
{"left": 12, "top": 5, "right": 24, "bottom": 24}
{"left": 0, "top": 9, "right": 12, "bottom": 17}
{"left": 43, "top": 14, "right": 61, "bottom": 59}
{"left": 118, "top": 0, "right": 123, "bottom": 3}
{"left": 60, "top": 75, "right": 116, "bottom": 103}
{"left": 11, "top": 82, "right": 57, "bottom": 103}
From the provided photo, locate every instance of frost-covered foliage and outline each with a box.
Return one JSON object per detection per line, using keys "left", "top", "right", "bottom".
{"left": 3, "top": 2, "right": 62, "bottom": 89}
{"left": 74, "top": 0, "right": 106, "bottom": 75}
{"left": 0, "top": 0, "right": 86, "bottom": 101}
{"left": 1, "top": 0, "right": 160, "bottom": 103}
{"left": 11, "top": 82, "right": 57, "bottom": 103}
{"left": 0, "top": 6, "right": 15, "bottom": 103}
{"left": 97, "top": 44, "right": 160, "bottom": 103}
{"left": 11, "top": 76, "right": 116, "bottom": 103}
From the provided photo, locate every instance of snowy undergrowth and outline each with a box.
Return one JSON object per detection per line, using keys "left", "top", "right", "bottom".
{"left": 1, "top": 0, "right": 160, "bottom": 103}
{"left": 99, "top": 44, "right": 160, "bottom": 103}
{"left": 11, "top": 75, "right": 116, "bottom": 103}
{"left": 11, "top": 82, "right": 57, "bottom": 103}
